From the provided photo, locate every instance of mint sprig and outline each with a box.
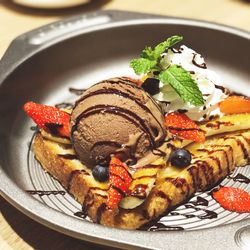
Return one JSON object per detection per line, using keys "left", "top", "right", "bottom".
{"left": 159, "top": 65, "right": 204, "bottom": 106}
{"left": 129, "top": 35, "right": 204, "bottom": 107}
{"left": 130, "top": 35, "right": 183, "bottom": 74}
{"left": 130, "top": 58, "right": 157, "bottom": 75}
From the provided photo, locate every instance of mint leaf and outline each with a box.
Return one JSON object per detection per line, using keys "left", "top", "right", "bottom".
{"left": 140, "top": 46, "right": 155, "bottom": 60}
{"left": 154, "top": 35, "right": 183, "bottom": 58}
{"left": 130, "top": 35, "right": 183, "bottom": 75}
{"left": 159, "top": 65, "right": 204, "bottom": 106}
{"left": 130, "top": 58, "right": 157, "bottom": 75}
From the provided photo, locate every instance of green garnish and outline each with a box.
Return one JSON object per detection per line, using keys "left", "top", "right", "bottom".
{"left": 159, "top": 65, "right": 204, "bottom": 106}
{"left": 129, "top": 35, "right": 204, "bottom": 106}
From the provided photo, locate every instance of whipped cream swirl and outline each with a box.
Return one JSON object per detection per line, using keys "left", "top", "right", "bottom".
{"left": 154, "top": 45, "right": 229, "bottom": 121}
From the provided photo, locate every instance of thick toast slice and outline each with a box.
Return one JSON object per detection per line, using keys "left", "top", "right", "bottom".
{"left": 33, "top": 128, "right": 250, "bottom": 229}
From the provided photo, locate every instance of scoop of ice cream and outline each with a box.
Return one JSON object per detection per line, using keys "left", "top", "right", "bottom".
{"left": 71, "top": 77, "right": 166, "bottom": 167}
{"left": 154, "top": 45, "right": 229, "bottom": 121}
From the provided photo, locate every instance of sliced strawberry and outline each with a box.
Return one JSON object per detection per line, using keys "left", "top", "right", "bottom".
{"left": 219, "top": 95, "right": 250, "bottom": 114}
{"left": 23, "top": 101, "right": 70, "bottom": 137}
{"left": 212, "top": 186, "right": 250, "bottom": 213}
{"left": 165, "top": 112, "right": 205, "bottom": 142}
{"left": 124, "top": 77, "right": 142, "bottom": 87}
{"left": 107, "top": 157, "right": 132, "bottom": 209}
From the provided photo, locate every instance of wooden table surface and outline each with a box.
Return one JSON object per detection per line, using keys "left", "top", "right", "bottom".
{"left": 0, "top": 0, "right": 249, "bottom": 249}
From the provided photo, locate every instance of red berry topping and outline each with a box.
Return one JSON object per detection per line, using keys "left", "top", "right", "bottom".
{"left": 165, "top": 112, "right": 205, "bottom": 142}
{"left": 23, "top": 101, "right": 70, "bottom": 137}
{"left": 212, "top": 186, "right": 250, "bottom": 213}
{"left": 107, "top": 157, "right": 132, "bottom": 209}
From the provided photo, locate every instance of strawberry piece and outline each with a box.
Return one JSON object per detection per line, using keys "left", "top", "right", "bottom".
{"left": 23, "top": 101, "right": 70, "bottom": 137}
{"left": 124, "top": 77, "right": 142, "bottom": 87}
{"left": 212, "top": 186, "right": 250, "bottom": 213}
{"left": 219, "top": 95, "right": 250, "bottom": 114}
{"left": 107, "top": 157, "right": 132, "bottom": 209}
{"left": 165, "top": 112, "right": 205, "bottom": 142}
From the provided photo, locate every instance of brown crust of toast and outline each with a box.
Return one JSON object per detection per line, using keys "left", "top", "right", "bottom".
{"left": 33, "top": 130, "right": 250, "bottom": 229}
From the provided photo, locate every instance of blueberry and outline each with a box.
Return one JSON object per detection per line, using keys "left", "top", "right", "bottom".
{"left": 169, "top": 149, "right": 192, "bottom": 168}
{"left": 92, "top": 165, "right": 109, "bottom": 182}
{"left": 141, "top": 78, "right": 160, "bottom": 96}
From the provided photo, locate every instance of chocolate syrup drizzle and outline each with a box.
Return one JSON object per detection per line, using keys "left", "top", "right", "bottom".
{"left": 30, "top": 125, "right": 38, "bottom": 131}
{"left": 146, "top": 223, "right": 184, "bottom": 232}
{"left": 96, "top": 203, "right": 107, "bottom": 224}
{"left": 205, "top": 121, "right": 233, "bottom": 129}
{"left": 58, "top": 154, "right": 77, "bottom": 160}
{"left": 167, "top": 126, "right": 204, "bottom": 132}
{"left": 188, "top": 196, "right": 209, "bottom": 206}
{"left": 75, "top": 86, "right": 165, "bottom": 133}
{"left": 184, "top": 204, "right": 217, "bottom": 219}
{"left": 171, "top": 48, "right": 183, "bottom": 54}
{"left": 55, "top": 102, "right": 74, "bottom": 109}
{"left": 69, "top": 87, "right": 87, "bottom": 96}
{"left": 45, "top": 123, "right": 63, "bottom": 136}
{"left": 192, "top": 53, "right": 207, "bottom": 69}
{"left": 26, "top": 190, "right": 66, "bottom": 196}
{"left": 74, "top": 211, "right": 88, "bottom": 219}
{"left": 227, "top": 173, "right": 250, "bottom": 184}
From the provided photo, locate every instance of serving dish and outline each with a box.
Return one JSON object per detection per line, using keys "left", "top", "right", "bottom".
{"left": 0, "top": 10, "right": 249, "bottom": 250}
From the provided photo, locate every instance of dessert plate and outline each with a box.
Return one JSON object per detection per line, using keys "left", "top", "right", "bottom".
{"left": 0, "top": 10, "right": 249, "bottom": 250}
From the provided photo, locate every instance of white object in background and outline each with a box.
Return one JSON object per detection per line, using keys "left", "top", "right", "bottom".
{"left": 13, "top": 0, "right": 90, "bottom": 9}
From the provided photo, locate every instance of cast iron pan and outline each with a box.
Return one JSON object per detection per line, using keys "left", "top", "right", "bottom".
{"left": 0, "top": 10, "right": 249, "bottom": 250}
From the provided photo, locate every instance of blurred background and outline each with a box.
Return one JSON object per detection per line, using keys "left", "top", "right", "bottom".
{"left": 0, "top": 0, "right": 250, "bottom": 56}
{"left": 0, "top": 0, "right": 249, "bottom": 249}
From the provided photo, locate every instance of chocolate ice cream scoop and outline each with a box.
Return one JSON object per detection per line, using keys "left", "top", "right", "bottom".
{"left": 70, "top": 77, "right": 166, "bottom": 167}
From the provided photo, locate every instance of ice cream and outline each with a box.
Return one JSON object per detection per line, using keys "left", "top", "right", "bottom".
{"left": 71, "top": 77, "right": 166, "bottom": 167}
{"left": 154, "top": 45, "right": 229, "bottom": 121}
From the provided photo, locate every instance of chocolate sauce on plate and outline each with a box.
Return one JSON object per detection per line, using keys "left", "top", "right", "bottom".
{"left": 55, "top": 102, "right": 74, "bottom": 109}
{"left": 184, "top": 204, "right": 217, "bottom": 219}
{"left": 189, "top": 196, "right": 209, "bottom": 206}
{"left": 30, "top": 126, "right": 38, "bottom": 131}
{"left": 74, "top": 211, "right": 88, "bottom": 219}
{"left": 26, "top": 190, "right": 66, "bottom": 196}
{"left": 69, "top": 87, "right": 87, "bottom": 96}
{"left": 148, "top": 223, "right": 184, "bottom": 232}
{"left": 228, "top": 173, "right": 250, "bottom": 184}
